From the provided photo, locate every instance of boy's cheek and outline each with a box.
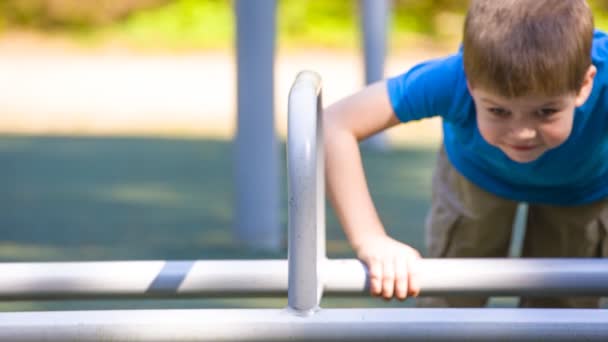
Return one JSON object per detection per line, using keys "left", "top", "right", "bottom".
{"left": 476, "top": 120, "right": 502, "bottom": 146}
{"left": 540, "top": 118, "right": 574, "bottom": 148}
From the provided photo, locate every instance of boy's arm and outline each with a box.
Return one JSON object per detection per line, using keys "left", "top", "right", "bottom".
{"left": 324, "top": 80, "right": 421, "bottom": 300}
{"left": 324, "top": 81, "right": 397, "bottom": 247}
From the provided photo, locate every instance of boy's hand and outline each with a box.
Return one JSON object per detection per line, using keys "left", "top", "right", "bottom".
{"left": 355, "top": 234, "right": 421, "bottom": 301}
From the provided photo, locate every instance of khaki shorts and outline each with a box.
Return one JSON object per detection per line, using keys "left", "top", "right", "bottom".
{"left": 417, "top": 146, "right": 608, "bottom": 308}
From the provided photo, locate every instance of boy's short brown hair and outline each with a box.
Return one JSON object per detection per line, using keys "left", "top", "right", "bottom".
{"left": 463, "top": 0, "right": 594, "bottom": 98}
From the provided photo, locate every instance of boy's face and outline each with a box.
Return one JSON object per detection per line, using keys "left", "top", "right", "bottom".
{"left": 468, "top": 66, "right": 596, "bottom": 163}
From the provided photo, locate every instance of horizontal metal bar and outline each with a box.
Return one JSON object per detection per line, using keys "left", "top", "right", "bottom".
{"left": 1, "top": 308, "right": 608, "bottom": 341}
{"left": 1, "top": 258, "right": 607, "bottom": 300}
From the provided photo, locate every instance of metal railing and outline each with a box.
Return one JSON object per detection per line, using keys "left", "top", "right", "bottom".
{"left": 287, "top": 71, "right": 324, "bottom": 314}
{"left": 1, "top": 71, "right": 608, "bottom": 341}
{"left": 0, "top": 258, "right": 607, "bottom": 301}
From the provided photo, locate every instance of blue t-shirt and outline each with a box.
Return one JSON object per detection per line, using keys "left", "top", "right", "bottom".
{"left": 387, "top": 30, "right": 608, "bottom": 205}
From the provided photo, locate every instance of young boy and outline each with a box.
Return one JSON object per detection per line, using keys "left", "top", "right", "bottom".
{"left": 324, "top": 0, "right": 607, "bottom": 308}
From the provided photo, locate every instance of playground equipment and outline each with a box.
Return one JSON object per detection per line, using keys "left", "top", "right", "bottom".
{"left": 1, "top": 71, "right": 608, "bottom": 341}
{"left": 360, "top": 0, "right": 391, "bottom": 149}
{"left": 235, "top": 0, "right": 281, "bottom": 251}
{"left": 235, "top": 1, "right": 391, "bottom": 249}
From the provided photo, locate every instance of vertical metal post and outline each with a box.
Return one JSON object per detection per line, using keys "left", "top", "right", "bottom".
{"left": 360, "top": 0, "right": 390, "bottom": 149}
{"left": 287, "top": 71, "right": 324, "bottom": 314}
{"left": 234, "top": 0, "right": 280, "bottom": 251}
{"left": 509, "top": 203, "right": 529, "bottom": 257}
{"left": 315, "top": 83, "right": 326, "bottom": 266}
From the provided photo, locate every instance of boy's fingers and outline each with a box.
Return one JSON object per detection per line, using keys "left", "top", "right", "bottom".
{"left": 368, "top": 259, "right": 383, "bottom": 296}
{"left": 382, "top": 259, "right": 395, "bottom": 300}
{"left": 394, "top": 255, "right": 408, "bottom": 300}
{"left": 407, "top": 257, "right": 421, "bottom": 297}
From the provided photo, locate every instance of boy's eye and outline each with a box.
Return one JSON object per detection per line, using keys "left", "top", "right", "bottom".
{"left": 488, "top": 107, "right": 510, "bottom": 117}
{"left": 536, "top": 108, "right": 558, "bottom": 118}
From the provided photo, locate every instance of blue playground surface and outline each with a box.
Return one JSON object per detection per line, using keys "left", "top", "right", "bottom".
{"left": 0, "top": 135, "right": 436, "bottom": 311}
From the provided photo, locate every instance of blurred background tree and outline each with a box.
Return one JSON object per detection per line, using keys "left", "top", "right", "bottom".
{"left": 1, "top": 0, "right": 606, "bottom": 52}
{"left": 0, "top": 0, "right": 169, "bottom": 28}
{"left": 0, "top": 0, "right": 467, "bottom": 52}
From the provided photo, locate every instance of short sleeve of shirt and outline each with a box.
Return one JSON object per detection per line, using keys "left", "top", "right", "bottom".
{"left": 386, "top": 53, "right": 469, "bottom": 124}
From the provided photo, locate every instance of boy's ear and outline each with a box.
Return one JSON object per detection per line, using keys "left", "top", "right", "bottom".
{"left": 575, "top": 64, "right": 597, "bottom": 107}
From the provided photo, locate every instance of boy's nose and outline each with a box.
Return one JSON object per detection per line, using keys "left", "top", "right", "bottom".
{"left": 513, "top": 127, "right": 537, "bottom": 140}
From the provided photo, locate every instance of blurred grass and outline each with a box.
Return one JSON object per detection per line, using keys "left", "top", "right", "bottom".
{"left": 0, "top": 134, "right": 439, "bottom": 311}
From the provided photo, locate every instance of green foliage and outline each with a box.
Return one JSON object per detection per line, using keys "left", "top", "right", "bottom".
{"left": 0, "top": 0, "right": 458, "bottom": 50}
{"left": 592, "top": 0, "right": 608, "bottom": 31}
{"left": 278, "top": 1, "right": 357, "bottom": 49}
{"left": 392, "top": 0, "right": 467, "bottom": 35}
{"left": 0, "top": 0, "right": 45, "bottom": 27}
{"left": 109, "top": 0, "right": 233, "bottom": 50}
{"left": 2, "top": 0, "right": 608, "bottom": 50}
{"left": 0, "top": 0, "right": 169, "bottom": 29}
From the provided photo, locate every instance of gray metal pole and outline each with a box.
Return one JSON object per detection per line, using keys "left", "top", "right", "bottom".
{"left": 509, "top": 202, "right": 529, "bottom": 257}
{"left": 287, "top": 71, "right": 324, "bottom": 314}
{"left": 361, "top": 0, "right": 389, "bottom": 85}
{"left": 2, "top": 308, "right": 608, "bottom": 341}
{"left": 360, "top": 0, "right": 390, "bottom": 149}
{"left": 1, "top": 259, "right": 608, "bottom": 300}
{"left": 234, "top": 0, "right": 280, "bottom": 251}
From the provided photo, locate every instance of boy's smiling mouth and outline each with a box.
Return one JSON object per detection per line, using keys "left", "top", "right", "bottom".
{"left": 509, "top": 144, "right": 539, "bottom": 151}
{"left": 500, "top": 143, "right": 546, "bottom": 163}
